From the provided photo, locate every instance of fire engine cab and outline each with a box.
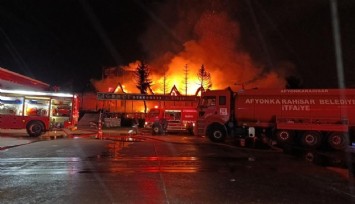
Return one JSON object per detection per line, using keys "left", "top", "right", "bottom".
{"left": 144, "top": 106, "right": 198, "bottom": 135}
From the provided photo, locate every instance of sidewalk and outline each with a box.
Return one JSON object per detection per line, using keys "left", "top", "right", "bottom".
{"left": 0, "top": 129, "right": 65, "bottom": 150}
{"left": 0, "top": 127, "right": 103, "bottom": 149}
{"left": 0, "top": 127, "right": 205, "bottom": 150}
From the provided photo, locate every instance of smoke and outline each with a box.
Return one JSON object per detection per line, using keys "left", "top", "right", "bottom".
{"left": 143, "top": 0, "right": 286, "bottom": 93}
{"left": 94, "top": 0, "right": 287, "bottom": 94}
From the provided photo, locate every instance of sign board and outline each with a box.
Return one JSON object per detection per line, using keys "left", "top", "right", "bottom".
{"left": 97, "top": 92, "right": 200, "bottom": 101}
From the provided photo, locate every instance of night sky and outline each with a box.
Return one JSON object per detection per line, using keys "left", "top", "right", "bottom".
{"left": 0, "top": 0, "right": 354, "bottom": 92}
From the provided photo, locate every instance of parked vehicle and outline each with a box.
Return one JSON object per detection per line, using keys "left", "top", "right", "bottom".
{"left": 144, "top": 106, "right": 198, "bottom": 135}
{"left": 196, "top": 88, "right": 355, "bottom": 150}
{"left": 0, "top": 89, "right": 79, "bottom": 136}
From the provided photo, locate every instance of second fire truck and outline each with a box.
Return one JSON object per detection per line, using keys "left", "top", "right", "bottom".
{"left": 144, "top": 106, "right": 198, "bottom": 135}
{"left": 196, "top": 87, "right": 355, "bottom": 150}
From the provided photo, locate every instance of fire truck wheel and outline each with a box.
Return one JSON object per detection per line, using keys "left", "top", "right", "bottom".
{"left": 275, "top": 130, "right": 294, "bottom": 144}
{"left": 328, "top": 132, "right": 347, "bottom": 150}
{"left": 152, "top": 124, "right": 162, "bottom": 135}
{"left": 301, "top": 131, "right": 322, "bottom": 148}
{"left": 207, "top": 124, "right": 226, "bottom": 142}
{"left": 26, "top": 121, "right": 44, "bottom": 137}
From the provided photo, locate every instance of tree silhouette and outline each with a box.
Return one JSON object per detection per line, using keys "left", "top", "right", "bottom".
{"left": 134, "top": 61, "right": 152, "bottom": 113}
{"left": 285, "top": 75, "right": 303, "bottom": 89}
{"left": 197, "top": 64, "right": 212, "bottom": 92}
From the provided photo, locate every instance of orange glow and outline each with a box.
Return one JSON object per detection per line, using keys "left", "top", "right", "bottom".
{"left": 90, "top": 11, "right": 287, "bottom": 112}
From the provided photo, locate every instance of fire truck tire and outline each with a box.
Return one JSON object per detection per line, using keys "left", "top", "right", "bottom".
{"left": 301, "top": 131, "right": 322, "bottom": 148}
{"left": 207, "top": 124, "right": 226, "bottom": 142}
{"left": 275, "top": 130, "right": 294, "bottom": 144}
{"left": 26, "top": 121, "right": 44, "bottom": 137}
{"left": 152, "top": 124, "right": 162, "bottom": 135}
{"left": 328, "top": 132, "right": 347, "bottom": 150}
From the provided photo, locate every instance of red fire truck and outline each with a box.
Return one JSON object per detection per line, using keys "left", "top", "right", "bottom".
{"left": 196, "top": 88, "right": 355, "bottom": 150}
{"left": 144, "top": 106, "right": 198, "bottom": 135}
{"left": 0, "top": 88, "right": 79, "bottom": 136}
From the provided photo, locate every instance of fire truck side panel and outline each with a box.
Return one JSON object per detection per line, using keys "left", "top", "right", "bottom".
{"left": 0, "top": 90, "right": 78, "bottom": 136}
{"left": 199, "top": 88, "right": 355, "bottom": 149}
{"left": 145, "top": 107, "right": 197, "bottom": 134}
{"left": 235, "top": 89, "right": 355, "bottom": 128}
{"left": 0, "top": 115, "right": 49, "bottom": 130}
{"left": 181, "top": 109, "right": 197, "bottom": 121}
{"left": 0, "top": 115, "right": 25, "bottom": 129}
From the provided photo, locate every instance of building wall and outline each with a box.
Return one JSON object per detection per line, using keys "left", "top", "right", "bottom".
{"left": 78, "top": 92, "right": 199, "bottom": 113}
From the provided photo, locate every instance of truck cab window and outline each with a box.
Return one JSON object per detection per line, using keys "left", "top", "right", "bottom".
{"left": 202, "top": 96, "right": 216, "bottom": 106}
{"left": 147, "top": 109, "right": 160, "bottom": 118}
{"left": 219, "top": 96, "right": 226, "bottom": 105}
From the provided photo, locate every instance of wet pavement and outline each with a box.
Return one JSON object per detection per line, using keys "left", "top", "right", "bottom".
{"left": 1, "top": 127, "right": 354, "bottom": 179}
{"left": 0, "top": 129, "right": 73, "bottom": 150}
{"left": 1, "top": 133, "right": 354, "bottom": 204}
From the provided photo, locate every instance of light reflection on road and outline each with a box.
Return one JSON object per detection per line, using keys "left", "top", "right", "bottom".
{"left": 105, "top": 139, "right": 202, "bottom": 173}
{"left": 0, "top": 136, "right": 250, "bottom": 175}
{"left": 0, "top": 157, "right": 82, "bottom": 175}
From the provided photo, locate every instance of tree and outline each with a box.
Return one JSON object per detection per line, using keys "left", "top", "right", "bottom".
{"left": 285, "top": 75, "right": 303, "bottom": 89}
{"left": 134, "top": 61, "right": 152, "bottom": 113}
{"left": 197, "top": 64, "right": 212, "bottom": 92}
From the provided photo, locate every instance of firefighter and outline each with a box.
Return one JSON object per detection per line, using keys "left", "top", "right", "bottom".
{"left": 160, "top": 118, "right": 168, "bottom": 135}
{"left": 133, "top": 113, "right": 139, "bottom": 134}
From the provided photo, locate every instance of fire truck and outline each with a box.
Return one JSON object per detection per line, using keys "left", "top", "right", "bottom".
{"left": 196, "top": 88, "right": 355, "bottom": 150}
{"left": 0, "top": 89, "right": 79, "bottom": 136}
{"left": 144, "top": 106, "right": 198, "bottom": 135}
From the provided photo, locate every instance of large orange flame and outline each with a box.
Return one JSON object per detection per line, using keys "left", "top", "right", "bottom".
{"left": 92, "top": 10, "right": 287, "bottom": 98}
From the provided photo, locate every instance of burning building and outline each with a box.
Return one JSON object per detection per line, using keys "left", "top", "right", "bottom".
{"left": 82, "top": 1, "right": 292, "bottom": 114}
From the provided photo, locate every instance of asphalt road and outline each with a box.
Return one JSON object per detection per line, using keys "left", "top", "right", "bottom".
{"left": 0, "top": 133, "right": 354, "bottom": 204}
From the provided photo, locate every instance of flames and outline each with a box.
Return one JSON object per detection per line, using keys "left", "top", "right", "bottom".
{"left": 92, "top": 3, "right": 288, "bottom": 96}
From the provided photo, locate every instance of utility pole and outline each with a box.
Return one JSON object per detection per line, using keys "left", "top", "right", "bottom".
{"left": 163, "top": 70, "right": 167, "bottom": 95}
{"left": 184, "top": 64, "right": 188, "bottom": 95}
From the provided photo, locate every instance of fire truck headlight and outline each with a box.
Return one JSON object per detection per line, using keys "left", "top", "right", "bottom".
{"left": 144, "top": 122, "right": 152, "bottom": 128}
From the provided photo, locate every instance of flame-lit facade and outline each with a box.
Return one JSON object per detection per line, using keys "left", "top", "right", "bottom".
{"left": 79, "top": 90, "right": 199, "bottom": 116}
{"left": 79, "top": 66, "right": 201, "bottom": 116}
